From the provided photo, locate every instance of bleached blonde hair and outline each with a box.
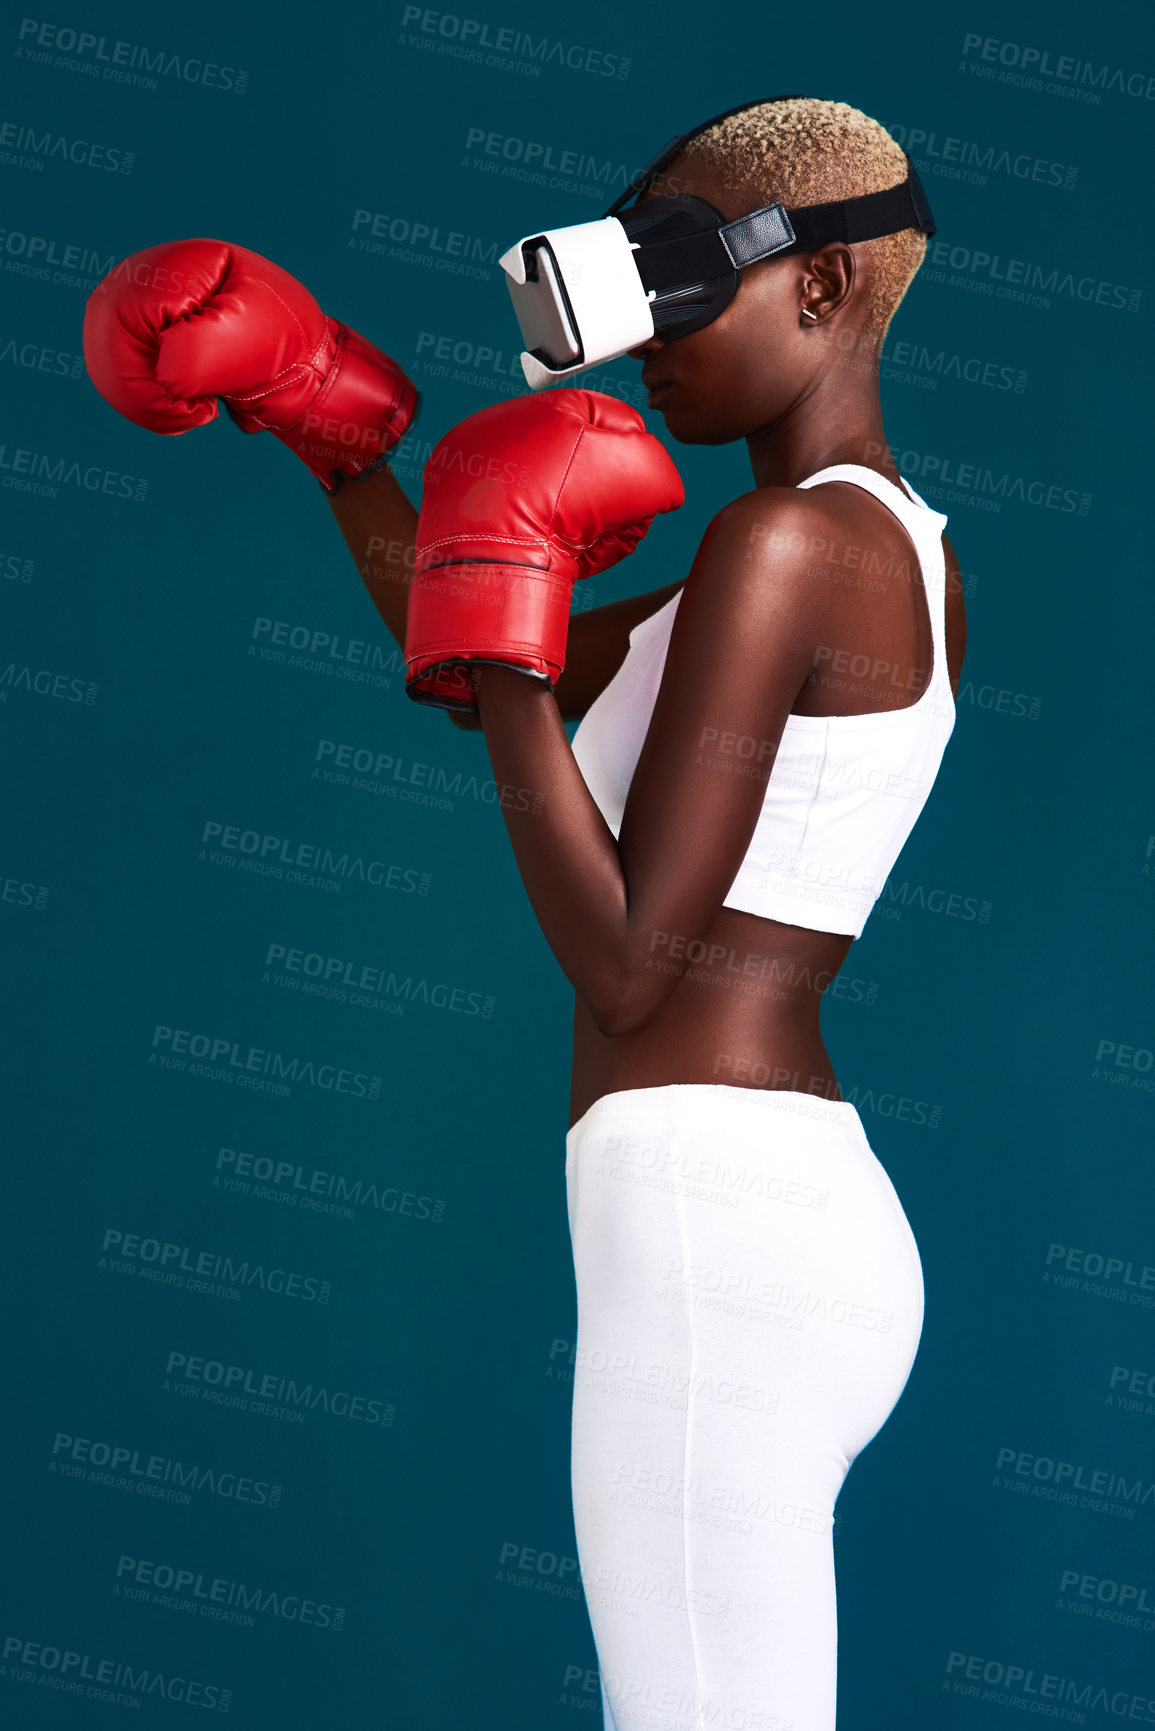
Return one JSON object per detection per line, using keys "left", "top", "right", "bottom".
{"left": 675, "top": 97, "right": 926, "bottom": 343}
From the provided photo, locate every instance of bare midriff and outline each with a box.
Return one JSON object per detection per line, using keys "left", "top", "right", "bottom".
{"left": 569, "top": 903, "right": 854, "bottom": 1128}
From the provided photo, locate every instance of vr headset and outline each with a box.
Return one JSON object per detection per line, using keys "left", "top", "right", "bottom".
{"left": 499, "top": 96, "right": 936, "bottom": 389}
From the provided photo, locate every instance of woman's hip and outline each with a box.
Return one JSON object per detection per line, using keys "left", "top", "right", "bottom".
{"left": 564, "top": 1083, "right": 925, "bottom": 1461}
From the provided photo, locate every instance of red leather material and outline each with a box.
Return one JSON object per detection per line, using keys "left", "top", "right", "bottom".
{"left": 405, "top": 390, "right": 684, "bottom": 710}
{"left": 83, "top": 238, "right": 417, "bottom": 489}
{"left": 287, "top": 321, "right": 417, "bottom": 483}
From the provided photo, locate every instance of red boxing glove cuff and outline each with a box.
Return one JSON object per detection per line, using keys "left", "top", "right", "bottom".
{"left": 404, "top": 559, "right": 575, "bottom": 705}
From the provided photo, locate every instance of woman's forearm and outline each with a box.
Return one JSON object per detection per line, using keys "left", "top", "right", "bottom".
{"left": 325, "top": 462, "right": 418, "bottom": 650}
{"left": 472, "top": 665, "right": 642, "bottom": 1034}
{"left": 325, "top": 463, "right": 482, "bottom": 730}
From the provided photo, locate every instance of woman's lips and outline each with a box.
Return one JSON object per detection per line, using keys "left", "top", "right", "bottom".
{"left": 645, "top": 380, "right": 673, "bottom": 409}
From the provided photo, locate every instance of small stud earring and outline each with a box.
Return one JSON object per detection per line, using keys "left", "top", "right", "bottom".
{"left": 800, "top": 307, "right": 818, "bottom": 322}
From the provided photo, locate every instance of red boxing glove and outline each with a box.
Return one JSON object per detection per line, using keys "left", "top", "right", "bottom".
{"left": 404, "top": 390, "right": 684, "bottom": 711}
{"left": 83, "top": 238, "right": 417, "bottom": 492}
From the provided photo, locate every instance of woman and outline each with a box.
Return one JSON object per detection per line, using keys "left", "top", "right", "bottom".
{"left": 432, "top": 96, "right": 967, "bottom": 1731}
{"left": 84, "top": 95, "right": 964, "bottom": 1731}
{"left": 354, "top": 100, "right": 964, "bottom": 1731}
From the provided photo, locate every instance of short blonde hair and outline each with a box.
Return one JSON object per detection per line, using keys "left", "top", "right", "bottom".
{"left": 676, "top": 97, "right": 926, "bottom": 343}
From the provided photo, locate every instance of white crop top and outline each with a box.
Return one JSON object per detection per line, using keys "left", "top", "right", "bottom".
{"left": 570, "top": 464, "right": 956, "bottom": 938}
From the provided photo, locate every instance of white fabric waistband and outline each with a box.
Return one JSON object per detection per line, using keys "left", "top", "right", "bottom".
{"left": 567, "top": 1083, "right": 870, "bottom": 1151}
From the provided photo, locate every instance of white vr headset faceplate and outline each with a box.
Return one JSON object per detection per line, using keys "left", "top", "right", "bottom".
{"left": 499, "top": 217, "right": 656, "bottom": 390}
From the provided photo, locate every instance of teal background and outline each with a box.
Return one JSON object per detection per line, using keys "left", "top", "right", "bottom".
{"left": 2, "top": 0, "right": 1153, "bottom": 1724}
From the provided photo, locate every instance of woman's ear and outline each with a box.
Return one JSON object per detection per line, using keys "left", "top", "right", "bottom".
{"left": 798, "top": 243, "right": 856, "bottom": 325}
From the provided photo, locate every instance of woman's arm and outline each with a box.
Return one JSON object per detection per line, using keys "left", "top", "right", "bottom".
{"left": 325, "top": 462, "right": 419, "bottom": 650}
{"left": 325, "top": 463, "right": 485, "bottom": 731}
{"left": 324, "top": 463, "right": 686, "bottom": 730}
{"left": 471, "top": 488, "right": 841, "bottom": 1037}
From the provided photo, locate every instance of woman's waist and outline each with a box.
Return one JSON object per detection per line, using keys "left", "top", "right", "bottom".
{"left": 575, "top": 912, "right": 855, "bottom": 1057}
{"left": 640, "top": 909, "right": 855, "bottom": 1006}
{"left": 569, "top": 911, "right": 855, "bottom": 1128}
{"left": 570, "top": 987, "right": 845, "bottom": 1130}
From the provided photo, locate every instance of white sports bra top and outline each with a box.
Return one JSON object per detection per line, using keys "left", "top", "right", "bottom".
{"left": 570, "top": 465, "right": 956, "bottom": 938}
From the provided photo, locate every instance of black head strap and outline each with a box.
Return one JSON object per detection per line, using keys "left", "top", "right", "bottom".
{"left": 722, "top": 166, "right": 936, "bottom": 265}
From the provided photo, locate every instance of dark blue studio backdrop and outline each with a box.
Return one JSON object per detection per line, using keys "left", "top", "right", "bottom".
{"left": 2, "top": 0, "right": 1153, "bottom": 1725}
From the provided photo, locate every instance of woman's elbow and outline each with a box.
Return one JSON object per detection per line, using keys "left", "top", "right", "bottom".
{"left": 587, "top": 978, "right": 665, "bottom": 1040}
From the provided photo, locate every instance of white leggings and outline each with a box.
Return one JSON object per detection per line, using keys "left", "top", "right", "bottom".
{"left": 564, "top": 1084, "right": 925, "bottom": 1731}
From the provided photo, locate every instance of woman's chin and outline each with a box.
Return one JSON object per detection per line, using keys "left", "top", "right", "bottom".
{"left": 656, "top": 402, "right": 741, "bottom": 446}
{"left": 650, "top": 394, "right": 697, "bottom": 440}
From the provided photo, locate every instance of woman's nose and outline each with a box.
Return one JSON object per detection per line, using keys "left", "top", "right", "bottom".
{"left": 626, "top": 333, "right": 666, "bottom": 360}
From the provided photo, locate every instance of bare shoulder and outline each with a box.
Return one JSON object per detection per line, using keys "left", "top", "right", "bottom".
{"left": 677, "top": 485, "right": 848, "bottom": 640}
{"left": 699, "top": 484, "right": 968, "bottom": 696}
{"left": 630, "top": 487, "right": 848, "bottom": 793}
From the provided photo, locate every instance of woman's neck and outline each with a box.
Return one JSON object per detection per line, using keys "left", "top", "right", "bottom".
{"left": 745, "top": 385, "right": 892, "bottom": 490}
